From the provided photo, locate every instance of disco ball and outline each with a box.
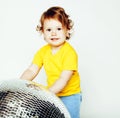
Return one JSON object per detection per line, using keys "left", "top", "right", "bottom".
{"left": 0, "top": 79, "right": 71, "bottom": 118}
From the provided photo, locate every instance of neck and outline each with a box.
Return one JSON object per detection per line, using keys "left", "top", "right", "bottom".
{"left": 51, "top": 42, "right": 66, "bottom": 54}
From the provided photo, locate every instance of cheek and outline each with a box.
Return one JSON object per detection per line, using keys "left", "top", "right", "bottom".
{"left": 43, "top": 32, "right": 48, "bottom": 37}
{"left": 43, "top": 33, "right": 50, "bottom": 40}
{"left": 62, "top": 30, "right": 68, "bottom": 36}
{"left": 62, "top": 32, "right": 67, "bottom": 38}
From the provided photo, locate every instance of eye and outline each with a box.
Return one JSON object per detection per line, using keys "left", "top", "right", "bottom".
{"left": 46, "top": 28, "right": 51, "bottom": 32}
{"left": 57, "top": 28, "right": 62, "bottom": 31}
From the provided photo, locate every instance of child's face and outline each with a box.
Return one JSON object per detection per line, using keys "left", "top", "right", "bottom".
{"left": 43, "top": 19, "right": 68, "bottom": 48}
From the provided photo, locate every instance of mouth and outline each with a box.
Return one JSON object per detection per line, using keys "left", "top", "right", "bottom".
{"left": 51, "top": 38, "right": 59, "bottom": 41}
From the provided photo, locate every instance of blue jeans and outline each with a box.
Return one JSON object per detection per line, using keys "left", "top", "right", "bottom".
{"left": 59, "top": 93, "right": 82, "bottom": 118}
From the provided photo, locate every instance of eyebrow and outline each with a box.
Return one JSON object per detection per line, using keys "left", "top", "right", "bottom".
{"left": 44, "top": 26, "right": 63, "bottom": 29}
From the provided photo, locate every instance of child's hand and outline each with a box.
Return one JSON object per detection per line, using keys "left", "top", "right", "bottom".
{"left": 28, "top": 81, "right": 47, "bottom": 90}
{"left": 27, "top": 81, "right": 55, "bottom": 95}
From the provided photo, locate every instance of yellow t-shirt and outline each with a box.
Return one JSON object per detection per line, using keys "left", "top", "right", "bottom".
{"left": 32, "top": 42, "right": 81, "bottom": 96}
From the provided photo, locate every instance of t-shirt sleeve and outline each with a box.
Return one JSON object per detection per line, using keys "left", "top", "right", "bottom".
{"left": 32, "top": 49, "right": 43, "bottom": 67}
{"left": 62, "top": 50, "right": 78, "bottom": 70}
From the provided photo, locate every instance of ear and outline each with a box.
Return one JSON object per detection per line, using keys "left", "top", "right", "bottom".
{"left": 66, "top": 29, "right": 74, "bottom": 39}
{"left": 66, "top": 30, "right": 70, "bottom": 37}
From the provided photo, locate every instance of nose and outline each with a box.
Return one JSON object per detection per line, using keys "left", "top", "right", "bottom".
{"left": 51, "top": 30, "right": 56, "bottom": 36}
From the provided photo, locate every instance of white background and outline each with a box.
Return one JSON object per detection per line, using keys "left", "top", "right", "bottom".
{"left": 0, "top": 0, "right": 120, "bottom": 118}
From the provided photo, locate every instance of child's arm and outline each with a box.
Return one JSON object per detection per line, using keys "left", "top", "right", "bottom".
{"left": 20, "top": 64, "right": 40, "bottom": 81}
{"left": 48, "top": 70, "right": 73, "bottom": 94}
